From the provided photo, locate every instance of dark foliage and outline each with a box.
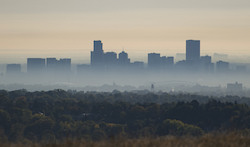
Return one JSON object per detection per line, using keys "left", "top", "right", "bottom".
{"left": 0, "top": 89, "right": 250, "bottom": 142}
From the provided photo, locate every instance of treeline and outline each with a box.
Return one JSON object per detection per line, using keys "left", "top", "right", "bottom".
{"left": 0, "top": 89, "right": 250, "bottom": 142}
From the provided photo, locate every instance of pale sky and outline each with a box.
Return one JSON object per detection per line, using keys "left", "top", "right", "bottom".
{"left": 0, "top": 0, "right": 250, "bottom": 63}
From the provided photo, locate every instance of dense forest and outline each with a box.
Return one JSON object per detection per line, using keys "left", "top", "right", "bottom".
{"left": 0, "top": 89, "right": 250, "bottom": 143}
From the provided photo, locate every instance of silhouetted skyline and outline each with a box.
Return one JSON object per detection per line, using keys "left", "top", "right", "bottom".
{"left": 1, "top": 40, "right": 249, "bottom": 75}
{"left": 1, "top": 39, "right": 250, "bottom": 94}
{"left": 0, "top": 0, "right": 249, "bottom": 64}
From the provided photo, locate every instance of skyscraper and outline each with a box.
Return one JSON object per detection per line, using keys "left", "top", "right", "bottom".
{"left": 58, "top": 58, "right": 71, "bottom": 72}
{"left": 148, "top": 53, "right": 161, "bottom": 69}
{"left": 27, "top": 58, "right": 46, "bottom": 73}
{"left": 104, "top": 52, "right": 117, "bottom": 65}
{"left": 91, "top": 40, "right": 104, "bottom": 67}
{"left": 186, "top": 40, "right": 200, "bottom": 62}
{"left": 118, "top": 51, "right": 130, "bottom": 65}
{"left": 93, "top": 40, "right": 103, "bottom": 53}
{"left": 47, "top": 58, "right": 58, "bottom": 72}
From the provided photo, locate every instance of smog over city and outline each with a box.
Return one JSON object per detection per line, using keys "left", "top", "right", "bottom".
{"left": 0, "top": 39, "right": 249, "bottom": 96}
{"left": 1, "top": 0, "right": 250, "bottom": 94}
{"left": 1, "top": 0, "right": 250, "bottom": 146}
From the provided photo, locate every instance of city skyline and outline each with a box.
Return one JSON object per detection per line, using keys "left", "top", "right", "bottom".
{"left": 1, "top": 1, "right": 250, "bottom": 145}
{"left": 0, "top": 39, "right": 249, "bottom": 64}
{"left": 0, "top": 0, "right": 250, "bottom": 63}
{"left": 1, "top": 39, "right": 250, "bottom": 92}
{"left": 2, "top": 40, "right": 247, "bottom": 75}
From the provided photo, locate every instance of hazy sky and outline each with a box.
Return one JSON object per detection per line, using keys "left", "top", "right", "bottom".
{"left": 0, "top": 0, "right": 250, "bottom": 63}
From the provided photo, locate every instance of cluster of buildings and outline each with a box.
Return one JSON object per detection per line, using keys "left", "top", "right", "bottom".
{"left": 82, "top": 40, "right": 236, "bottom": 73}
{"left": 4, "top": 40, "right": 248, "bottom": 75}
{"left": 87, "top": 40, "right": 175, "bottom": 72}
{"left": 6, "top": 58, "right": 71, "bottom": 75}
{"left": 86, "top": 40, "right": 145, "bottom": 71}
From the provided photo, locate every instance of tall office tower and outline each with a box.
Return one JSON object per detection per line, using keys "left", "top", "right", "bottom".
{"left": 94, "top": 40, "right": 103, "bottom": 53}
{"left": 6, "top": 64, "right": 21, "bottom": 74}
{"left": 148, "top": 53, "right": 161, "bottom": 69}
{"left": 104, "top": 52, "right": 117, "bottom": 65}
{"left": 118, "top": 51, "right": 130, "bottom": 65}
{"left": 91, "top": 40, "right": 104, "bottom": 67}
{"left": 186, "top": 40, "right": 200, "bottom": 62}
{"left": 27, "top": 58, "right": 46, "bottom": 73}
{"left": 160, "top": 56, "right": 174, "bottom": 69}
{"left": 58, "top": 58, "right": 71, "bottom": 72}
{"left": 46, "top": 58, "right": 71, "bottom": 73}
{"left": 47, "top": 58, "right": 58, "bottom": 72}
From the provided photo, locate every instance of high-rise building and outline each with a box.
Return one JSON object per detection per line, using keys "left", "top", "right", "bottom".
{"left": 47, "top": 58, "right": 58, "bottom": 72}
{"left": 148, "top": 53, "right": 161, "bottom": 69}
{"left": 91, "top": 40, "right": 104, "bottom": 67}
{"left": 27, "top": 58, "right": 45, "bottom": 73}
{"left": 6, "top": 64, "right": 21, "bottom": 74}
{"left": 46, "top": 58, "right": 71, "bottom": 73}
{"left": 104, "top": 52, "right": 117, "bottom": 66}
{"left": 58, "top": 58, "right": 71, "bottom": 72}
{"left": 118, "top": 51, "right": 130, "bottom": 65}
{"left": 161, "top": 56, "right": 174, "bottom": 70}
{"left": 93, "top": 40, "right": 103, "bottom": 53}
{"left": 148, "top": 53, "right": 174, "bottom": 70}
{"left": 186, "top": 40, "right": 200, "bottom": 62}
